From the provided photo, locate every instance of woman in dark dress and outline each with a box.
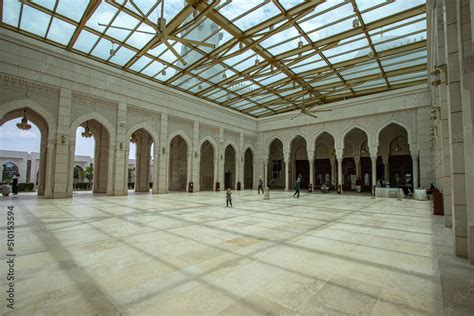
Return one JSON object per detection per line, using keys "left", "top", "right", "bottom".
{"left": 11, "top": 174, "right": 19, "bottom": 195}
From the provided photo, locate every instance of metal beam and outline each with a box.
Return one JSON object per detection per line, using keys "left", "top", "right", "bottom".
{"left": 67, "top": 0, "right": 101, "bottom": 50}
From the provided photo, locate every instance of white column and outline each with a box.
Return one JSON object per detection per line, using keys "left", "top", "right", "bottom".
{"left": 382, "top": 155, "right": 389, "bottom": 182}
{"left": 238, "top": 133, "right": 244, "bottom": 189}
{"left": 114, "top": 102, "right": 128, "bottom": 195}
{"left": 336, "top": 149, "right": 343, "bottom": 194}
{"left": 106, "top": 146, "right": 115, "bottom": 195}
{"left": 44, "top": 142, "right": 55, "bottom": 198}
{"left": 309, "top": 153, "right": 314, "bottom": 190}
{"left": 263, "top": 159, "right": 268, "bottom": 187}
{"left": 52, "top": 85, "right": 73, "bottom": 198}
{"left": 213, "top": 156, "right": 218, "bottom": 191}
{"left": 284, "top": 152, "right": 289, "bottom": 191}
{"left": 192, "top": 122, "right": 200, "bottom": 191}
{"left": 187, "top": 153, "right": 192, "bottom": 191}
{"left": 330, "top": 156, "right": 335, "bottom": 185}
{"left": 354, "top": 155, "right": 361, "bottom": 179}
{"left": 123, "top": 146, "right": 129, "bottom": 195}
{"left": 370, "top": 156, "right": 377, "bottom": 187}
{"left": 152, "top": 146, "right": 160, "bottom": 194}
{"left": 158, "top": 114, "right": 168, "bottom": 193}
{"left": 66, "top": 142, "right": 75, "bottom": 197}
{"left": 412, "top": 155, "right": 419, "bottom": 189}
{"left": 217, "top": 128, "right": 224, "bottom": 189}
{"left": 252, "top": 161, "right": 256, "bottom": 189}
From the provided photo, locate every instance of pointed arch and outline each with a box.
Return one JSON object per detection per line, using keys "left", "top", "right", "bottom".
{"left": 126, "top": 122, "right": 159, "bottom": 143}
{"left": 341, "top": 125, "right": 371, "bottom": 148}
{"left": 70, "top": 112, "right": 116, "bottom": 145}
{"left": 375, "top": 120, "right": 413, "bottom": 148}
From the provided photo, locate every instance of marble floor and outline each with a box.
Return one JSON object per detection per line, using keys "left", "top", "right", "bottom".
{"left": 1, "top": 190, "right": 473, "bottom": 315}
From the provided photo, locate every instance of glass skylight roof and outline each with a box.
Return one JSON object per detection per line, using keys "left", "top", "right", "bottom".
{"left": 1, "top": 0, "right": 428, "bottom": 118}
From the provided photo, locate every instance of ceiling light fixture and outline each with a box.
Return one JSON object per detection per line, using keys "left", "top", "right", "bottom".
{"left": 352, "top": 18, "right": 360, "bottom": 28}
{"left": 109, "top": 41, "right": 117, "bottom": 57}
{"left": 130, "top": 133, "right": 137, "bottom": 144}
{"left": 16, "top": 108, "right": 31, "bottom": 130}
{"left": 81, "top": 122, "right": 93, "bottom": 138}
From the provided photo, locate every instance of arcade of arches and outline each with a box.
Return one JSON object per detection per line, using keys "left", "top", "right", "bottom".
{"left": 266, "top": 125, "right": 416, "bottom": 194}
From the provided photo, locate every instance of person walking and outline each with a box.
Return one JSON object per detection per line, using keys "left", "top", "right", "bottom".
{"left": 226, "top": 188, "right": 233, "bottom": 207}
{"left": 258, "top": 176, "right": 264, "bottom": 194}
{"left": 293, "top": 176, "right": 301, "bottom": 198}
{"left": 11, "top": 174, "right": 19, "bottom": 195}
{"left": 356, "top": 177, "right": 362, "bottom": 193}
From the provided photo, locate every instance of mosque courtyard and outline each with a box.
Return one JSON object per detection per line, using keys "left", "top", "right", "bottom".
{"left": 3, "top": 191, "right": 473, "bottom": 315}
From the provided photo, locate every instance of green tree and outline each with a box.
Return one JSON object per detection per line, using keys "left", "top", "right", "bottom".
{"left": 84, "top": 165, "right": 93, "bottom": 182}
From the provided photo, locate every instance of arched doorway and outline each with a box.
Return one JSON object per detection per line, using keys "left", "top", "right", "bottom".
{"left": 200, "top": 140, "right": 215, "bottom": 191}
{"left": 73, "top": 119, "right": 111, "bottom": 194}
{"left": 267, "top": 138, "right": 285, "bottom": 189}
{"left": 129, "top": 128, "right": 154, "bottom": 192}
{"left": 73, "top": 165, "right": 84, "bottom": 183}
{"left": 0, "top": 107, "right": 49, "bottom": 196}
{"left": 343, "top": 128, "right": 369, "bottom": 192}
{"left": 169, "top": 135, "right": 188, "bottom": 191}
{"left": 1, "top": 162, "right": 19, "bottom": 182}
{"left": 244, "top": 148, "right": 253, "bottom": 189}
{"left": 314, "top": 132, "right": 336, "bottom": 189}
{"left": 289, "top": 136, "right": 309, "bottom": 189}
{"left": 224, "top": 145, "right": 236, "bottom": 189}
{"left": 378, "top": 123, "right": 412, "bottom": 190}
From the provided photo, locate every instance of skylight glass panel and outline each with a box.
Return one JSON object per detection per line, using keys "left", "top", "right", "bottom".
{"left": 90, "top": 38, "right": 116, "bottom": 60}
{"left": 20, "top": 5, "right": 51, "bottom": 37}
{"left": 291, "top": 60, "right": 327, "bottom": 74}
{"left": 223, "top": 49, "right": 255, "bottom": 69}
{"left": 301, "top": 2, "right": 353, "bottom": 42}
{"left": 155, "top": 68, "right": 174, "bottom": 82}
{"left": 383, "top": 58, "right": 427, "bottom": 72}
{"left": 141, "top": 60, "right": 163, "bottom": 77}
{"left": 361, "top": 0, "right": 426, "bottom": 24}
{"left": 342, "top": 68, "right": 381, "bottom": 80}
{"left": 234, "top": 2, "right": 280, "bottom": 31}
{"left": 279, "top": 0, "right": 305, "bottom": 10}
{"left": 218, "top": 1, "right": 262, "bottom": 22}
{"left": 125, "top": 0, "right": 156, "bottom": 15}
{"left": 31, "top": 0, "right": 55, "bottom": 11}
{"left": 129, "top": 55, "right": 153, "bottom": 72}
{"left": 249, "top": 108, "right": 269, "bottom": 116}
{"left": 47, "top": 18, "right": 75, "bottom": 46}
{"left": 204, "top": 89, "right": 228, "bottom": 100}
{"left": 257, "top": 73, "right": 287, "bottom": 86}
{"left": 109, "top": 47, "right": 136, "bottom": 66}
{"left": 106, "top": 11, "right": 140, "bottom": 42}
{"left": 190, "top": 82, "right": 211, "bottom": 93}
{"left": 126, "top": 23, "right": 155, "bottom": 49}
{"left": 353, "top": 79, "right": 387, "bottom": 91}
{"left": 388, "top": 71, "right": 427, "bottom": 85}
{"left": 73, "top": 30, "right": 100, "bottom": 53}
{"left": 354, "top": 0, "right": 386, "bottom": 12}
{"left": 86, "top": 2, "right": 118, "bottom": 32}
{"left": 2, "top": 0, "right": 21, "bottom": 27}
{"left": 380, "top": 50, "right": 427, "bottom": 66}
{"left": 56, "top": 0, "right": 89, "bottom": 22}
{"left": 267, "top": 36, "right": 308, "bottom": 56}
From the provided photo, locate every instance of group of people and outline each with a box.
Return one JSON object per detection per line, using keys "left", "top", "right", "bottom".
{"left": 225, "top": 174, "right": 303, "bottom": 206}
